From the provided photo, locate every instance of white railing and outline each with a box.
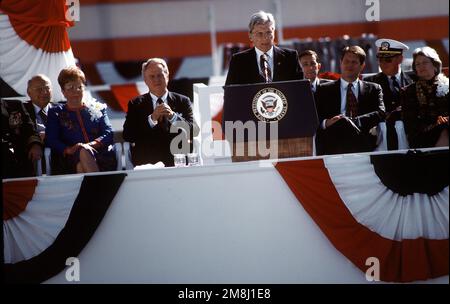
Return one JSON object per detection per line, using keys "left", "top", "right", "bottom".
{"left": 193, "top": 80, "right": 232, "bottom": 165}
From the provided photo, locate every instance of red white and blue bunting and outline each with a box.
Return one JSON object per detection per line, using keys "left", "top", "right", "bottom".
{"left": 3, "top": 173, "right": 126, "bottom": 284}
{"left": 2, "top": 150, "right": 448, "bottom": 283}
{"left": 0, "top": 0, "right": 76, "bottom": 101}
{"left": 275, "top": 150, "right": 449, "bottom": 283}
{"left": 4, "top": 176, "right": 83, "bottom": 264}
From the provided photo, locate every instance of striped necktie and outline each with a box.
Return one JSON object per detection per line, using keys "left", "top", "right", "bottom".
{"left": 260, "top": 53, "right": 272, "bottom": 83}
{"left": 38, "top": 109, "right": 47, "bottom": 124}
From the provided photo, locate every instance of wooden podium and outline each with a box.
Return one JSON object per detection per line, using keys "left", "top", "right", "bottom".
{"left": 223, "top": 80, "right": 318, "bottom": 162}
{"left": 231, "top": 138, "right": 313, "bottom": 162}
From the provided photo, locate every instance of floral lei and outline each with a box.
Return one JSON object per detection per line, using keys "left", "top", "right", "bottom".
{"left": 416, "top": 74, "right": 449, "bottom": 107}
{"left": 85, "top": 99, "right": 107, "bottom": 121}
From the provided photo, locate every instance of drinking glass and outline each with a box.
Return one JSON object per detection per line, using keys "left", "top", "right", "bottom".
{"left": 173, "top": 154, "right": 186, "bottom": 167}
{"left": 187, "top": 153, "right": 200, "bottom": 166}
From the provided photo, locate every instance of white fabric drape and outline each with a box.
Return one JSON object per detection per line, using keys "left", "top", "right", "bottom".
{"left": 3, "top": 176, "right": 83, "bottom": 264}
{"left": 324, "top": 154, "right": 449, "bottom": 241}
{"left": 0, "top": 13, "right": 76, "bottom": 101}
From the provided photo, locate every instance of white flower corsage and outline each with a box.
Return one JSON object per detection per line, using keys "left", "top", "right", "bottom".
{"left": 436, "top": 74, "right": 449, "bottom": 97}
{"left": 86, "top": 99, "right": 107, "bottom": 121}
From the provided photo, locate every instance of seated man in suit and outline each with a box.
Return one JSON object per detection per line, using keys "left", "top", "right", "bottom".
{"left": 315, "top": 46, "right": 385, "bottom": 155}
{"left": 1, "top": 99, "right": 43, "bottom": 178}
{"left": 123, "top": 58, "right": 195, "bottom": 167}
{"left": 225, "top": 10, "right": 302, "bottom": 86}
{"left": 24, "top": 74, "right": 52, "bottom": 139}
{"left": 364, "top": 39, "right": 413, "bottom": 150}
{"left": 24, "top": 74, "right": 53, "bottom": 173}
{"left": 298, "top": 50, "right": 332, "bottom": 94}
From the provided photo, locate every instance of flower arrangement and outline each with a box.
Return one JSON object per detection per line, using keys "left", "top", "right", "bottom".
{"left": 86, "top": 99, "right": 107, "bottom": 121}
{"left": 436, "top": 74, "right": 449, "bottom": 97}
{"left": 416, "top": 74, "right": 449, "bottom": 107}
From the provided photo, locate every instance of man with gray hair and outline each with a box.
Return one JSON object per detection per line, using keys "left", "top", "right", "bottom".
{"left": 225, "top": 10, "right": 302, "bottom": 85}
{"left": 23, "top": 74, "right": 53, "bottom": 173}
{"left": 123, "top": 58, "right": 195, "bottom": 167}
{"left": 25, "top": 74, "right": 53, "bottom": 139}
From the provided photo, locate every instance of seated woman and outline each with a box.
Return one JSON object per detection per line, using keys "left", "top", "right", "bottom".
{"left": 401, "top": 47, "right": 449, "bottom": 148}
{"left": 46, "top": 66, "right": 116, "bottom": 173}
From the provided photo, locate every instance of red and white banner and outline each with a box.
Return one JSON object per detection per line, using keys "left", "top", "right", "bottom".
{"left": 275, "top": 151, "right": 449, "bottom": 283}
{"left": 3, "top": 173, "right": 126, "bottom": 283}
{"left": 2, "top": 150, "right": 448, "bottom": 283}
{"left": 0, "top": 0, "right": 76, "bottom": 101}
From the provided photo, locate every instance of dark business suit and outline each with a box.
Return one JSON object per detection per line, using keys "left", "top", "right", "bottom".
{"left": 23, "top": 100, "right": 49, "bottom": 173}
{"left": 315, "top": 79, "right": 385, "bottom": 155}
{"left": 318, "top": 78, "right": 333, "bottom": 85}
{"left": 225, "top": 46, "right": 303, "bottom": 85}
{"left": 123, "top": 91, "right": 194, "bottom": 167}
{"left": 312, "top": 78, "right": 333, "bottom": 95}
{"left": 364, "top": 71, "right": 413, "bottom": 150}
{"left": 311, "top": 78, "right": 332, "bottom": 154}
{"left": 1, "top": 99, "right": 42, "bottom": 178}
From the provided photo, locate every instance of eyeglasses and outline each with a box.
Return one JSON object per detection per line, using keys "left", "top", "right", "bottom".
{"left": 31, "top": 85, "right": 51, "bottom": 92}
{"left": 64, "top": 84, "right": 85, "bottom": 91}
{"left": 252, "top": 31, "right": 274, "bottom": 39}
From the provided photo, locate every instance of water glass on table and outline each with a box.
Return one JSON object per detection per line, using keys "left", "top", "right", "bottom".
{"left": 173, "top": 154, "right": 186, "bottom": 167}
{"left": 187, "top": 153, "right": 200, "bottom": 166}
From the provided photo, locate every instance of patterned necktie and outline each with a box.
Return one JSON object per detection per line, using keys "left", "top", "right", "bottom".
{"left": 260, "top": 53, "right": 272, "bottom": 83}
{"left": 391, "top": 76, "right": 400, "bottom": 101}
{"left": 346, "top": 83, "right": 358, "bottom": 118}
{"left": 157, "top": 98, "right": 168, "bottom": 131}
{"left": 38, "top": 109, "right": 47, "bottom": 124}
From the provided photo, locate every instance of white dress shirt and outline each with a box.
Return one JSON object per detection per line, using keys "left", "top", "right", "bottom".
{"left": 311, "top": 78, "right": 319, "bottom": 93}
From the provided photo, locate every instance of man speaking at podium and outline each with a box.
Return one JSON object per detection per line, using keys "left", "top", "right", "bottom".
{"left": 223, "top": 11, "right": 308, "bottom": 161}
{"left": 225, "top": 10, "right": 302, "bottom": 86}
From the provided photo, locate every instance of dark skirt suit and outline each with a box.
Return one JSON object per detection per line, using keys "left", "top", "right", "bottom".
{"left": 46, "top": 102, "right": 117, "bottom": 173}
